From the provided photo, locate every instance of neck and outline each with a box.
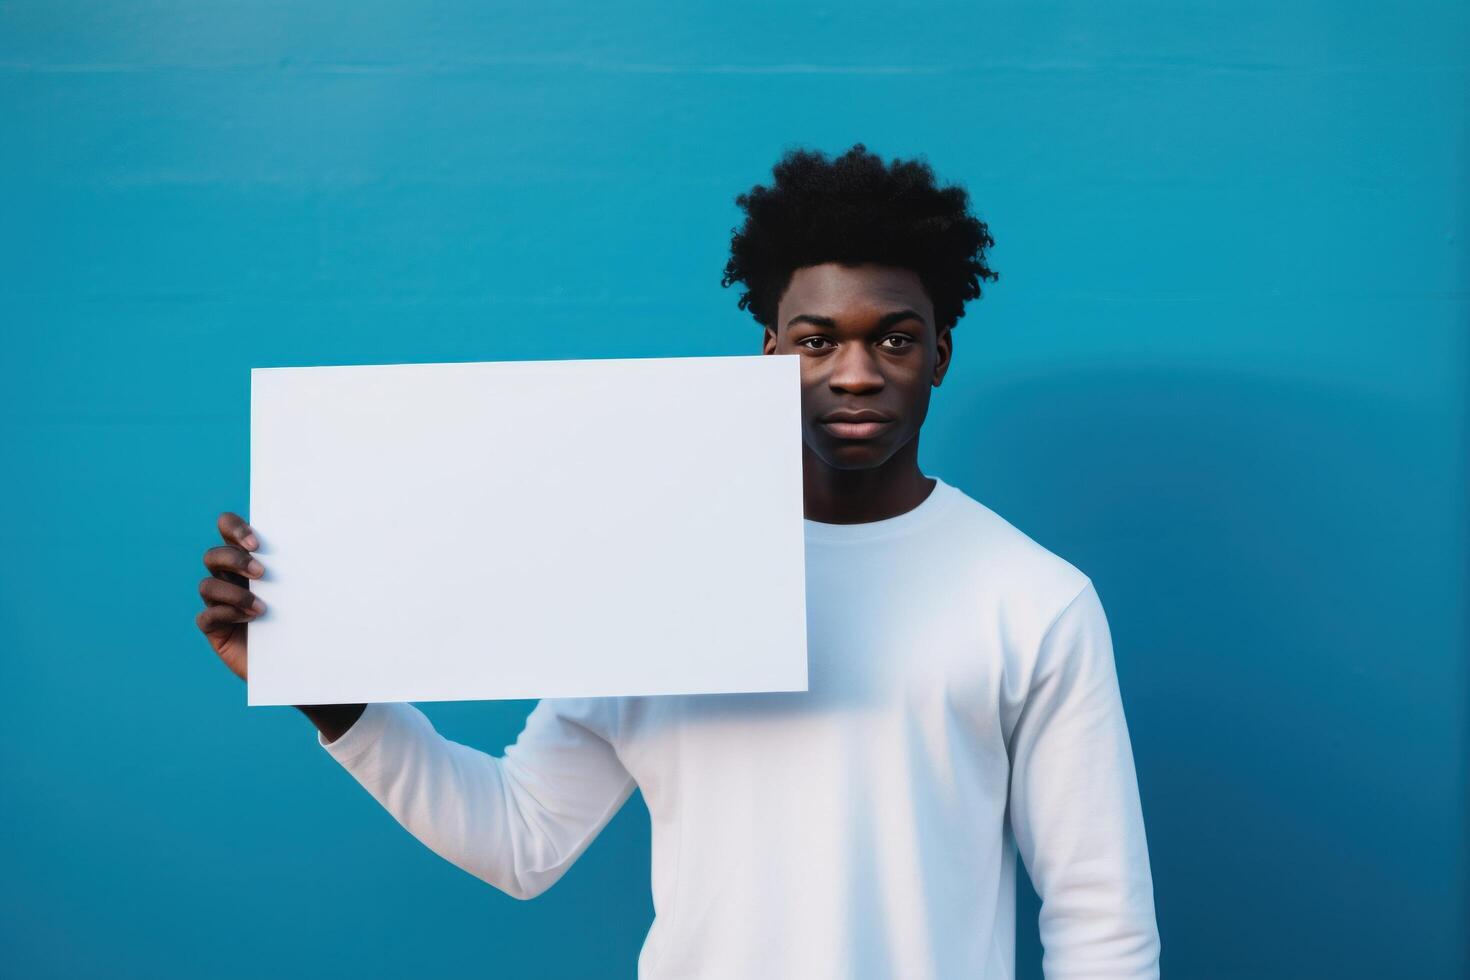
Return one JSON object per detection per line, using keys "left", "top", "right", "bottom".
{"left": 802, "top": 436, "right": 936, "bottom": 524}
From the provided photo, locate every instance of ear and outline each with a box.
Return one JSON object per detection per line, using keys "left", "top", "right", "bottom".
{"left": 762, "top": 324, "right": 778, "bottom": 355}
{"left": 932, "top": 325, "right": 952, "bottom": 387}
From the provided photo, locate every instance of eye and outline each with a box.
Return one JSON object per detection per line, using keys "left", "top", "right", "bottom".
{"left": 798, "top": 336, "right": 834, "bottom": 351}
{"left": 880, "top": 334, "right": 915, "bottom": 349}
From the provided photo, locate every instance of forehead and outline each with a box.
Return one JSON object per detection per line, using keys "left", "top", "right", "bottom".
{"left": 777, "top": 262, "right": 933, "bottom": 323}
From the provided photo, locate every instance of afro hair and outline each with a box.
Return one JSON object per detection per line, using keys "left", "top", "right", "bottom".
{"left": 721, "top": 143, "right": 998, "bottom": 334}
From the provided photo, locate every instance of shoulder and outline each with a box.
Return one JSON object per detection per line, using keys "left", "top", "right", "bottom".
{"left": 941, "top": 481, "right": 1091, "bottom": 599}
{"left": 934, "top": 480, "right": 1095, "bottom": 643}
{"left": 524, "top": 696, "right": 624, "bottom": 744}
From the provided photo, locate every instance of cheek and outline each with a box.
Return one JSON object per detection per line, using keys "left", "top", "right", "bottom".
{"left": 797, "top": 373, "right": 823, "bottom": 409}
{"left": 898, "top": 385, "right": 934, "bottom": 423}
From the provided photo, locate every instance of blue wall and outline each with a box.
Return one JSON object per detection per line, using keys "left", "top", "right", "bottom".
{"left": 3, "top": 3, "right": 1466, "bottom": 977}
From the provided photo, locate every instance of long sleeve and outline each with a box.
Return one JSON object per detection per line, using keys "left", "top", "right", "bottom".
{"left": 318, "top": 697, "right": 636, "bottom": 900}
{"left": 1007, "top": 580, "right": 1161, "bottom": 979}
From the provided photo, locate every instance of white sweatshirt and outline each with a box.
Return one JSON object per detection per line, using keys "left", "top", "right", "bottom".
{"left": 318, "top": 475, "right": 1161, "bottom": 979}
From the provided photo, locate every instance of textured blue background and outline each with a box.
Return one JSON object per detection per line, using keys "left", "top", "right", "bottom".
{"left": 3, "top": 3, "right": 1466, "bottom": 977}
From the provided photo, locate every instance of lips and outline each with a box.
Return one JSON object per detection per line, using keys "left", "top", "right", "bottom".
{"left": 819, "top": 410, "right": 894, "bottom": 440}
{"left": 821, "top": 409, "right": 892, "bottom": 423}
{"left": 821, "top": 420, "right": 891, "bottom": 439}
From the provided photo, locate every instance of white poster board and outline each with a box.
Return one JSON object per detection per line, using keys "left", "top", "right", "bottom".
{"left": 247, "top": 354, "right": 808, "bottom": 706}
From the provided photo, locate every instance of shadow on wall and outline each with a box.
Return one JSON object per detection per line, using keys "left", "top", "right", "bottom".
{"left": 928, "top": 366, "right": 1464, "bottom": 980}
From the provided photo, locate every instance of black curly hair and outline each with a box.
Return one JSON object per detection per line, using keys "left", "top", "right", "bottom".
{"left": 721, "top": 143, "right": 998, "bottom": 334}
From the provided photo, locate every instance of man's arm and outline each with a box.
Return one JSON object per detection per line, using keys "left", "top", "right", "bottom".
{"left": 1007, "top": 580, "right": 1161, "bottom": 979}
{"left": 298, "top": 703, "right": 365, "bottom": 743}
{"left": 318, "top": 697, "right": 636, "bottom": 900}
{"left": 193, "top": 513, "right": 634, "bottom": 900}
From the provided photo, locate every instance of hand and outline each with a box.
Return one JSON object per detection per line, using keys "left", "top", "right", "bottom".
{"left": 195, "top": 511, "right": 266, "bottom": 682}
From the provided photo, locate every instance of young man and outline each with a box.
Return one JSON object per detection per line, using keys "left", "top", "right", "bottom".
{"left": 197, "top": 143, "right": 1161, "bottom": 978}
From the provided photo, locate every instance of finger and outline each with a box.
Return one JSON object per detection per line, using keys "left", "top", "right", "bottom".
{"left": 198, "top": 576, "right": 267, "bottom": 615}
{"left": 218, "top": 511, "right": 259, "bottom": 552}
{"left": 202, "top": 544, "right": 265, "bottom": 581}
{"left": 196, "top": 603, "right": 254, "bottom": 636}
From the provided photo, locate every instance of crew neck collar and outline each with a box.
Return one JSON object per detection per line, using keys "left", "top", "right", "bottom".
{"left": 802, "top": 475, "right": 959, "bottom": 544}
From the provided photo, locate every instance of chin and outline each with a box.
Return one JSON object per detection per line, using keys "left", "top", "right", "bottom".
{"left": 810, "top": 439, "right": 896, "bottom": 470}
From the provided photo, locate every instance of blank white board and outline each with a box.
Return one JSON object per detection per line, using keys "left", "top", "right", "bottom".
{"left": 247, "top": 354, "right": 808, "bottom": 706}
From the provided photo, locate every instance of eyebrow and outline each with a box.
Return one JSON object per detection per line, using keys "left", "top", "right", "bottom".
{"left": 786, "top": 309, "right": 927, "bottom": 332}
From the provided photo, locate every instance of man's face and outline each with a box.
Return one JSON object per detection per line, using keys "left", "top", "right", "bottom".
{"left": 763, "top": 262, "right": 951, "bottom": 471}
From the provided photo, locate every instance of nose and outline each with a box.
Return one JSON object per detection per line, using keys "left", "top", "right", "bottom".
{"left": 826, "top": 343, "right": 885, "bottom": 394}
